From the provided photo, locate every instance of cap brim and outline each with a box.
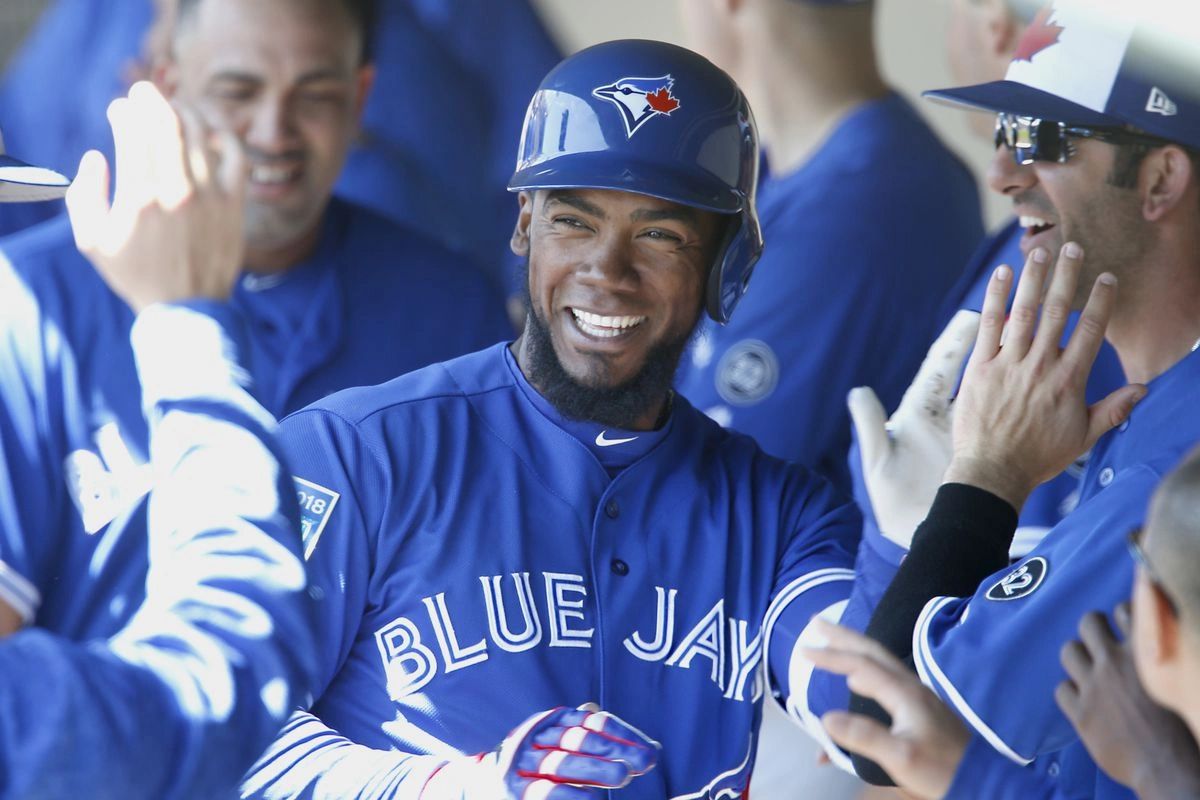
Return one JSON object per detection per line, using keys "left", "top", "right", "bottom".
{"left": 0, "top": 155, "right": 70, "bottom": 203}
{"left": 923, "top": 79, "right": 1119, "bottom": 127}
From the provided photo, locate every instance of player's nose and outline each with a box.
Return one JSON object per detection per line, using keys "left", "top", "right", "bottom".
{"left": 576, "top": 233, "right": 638, "bottom": 290}
{"left": 244, "top": 94, "right": 301, "bottom": 151}
{"left": 987, "top": 144, "right": 1038, "bottom": 199}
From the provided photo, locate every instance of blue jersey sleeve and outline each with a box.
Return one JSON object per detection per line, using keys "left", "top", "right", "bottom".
{"left": 912, "top": 468, "right": 1156, "bottom": 765}
{"left": 240, "top": 711, "right": 447, "bottom": 800}
{"left": 759, "top": 473, "right": 862, "bottom": 770}
{"left": 0, "top": 303, "right": 316, "bottom": 798}
{"left": 0, "top": 257, "right": 62, "bottom": 623}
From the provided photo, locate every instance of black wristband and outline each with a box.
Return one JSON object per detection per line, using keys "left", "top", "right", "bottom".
{"left": 849, "top": 482, "right": 1018, "bottom": 785}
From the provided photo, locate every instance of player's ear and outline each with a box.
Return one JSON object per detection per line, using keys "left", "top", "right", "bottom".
{"left": 153, "top": 60, "right": 181, "bottom": 98}
{"left": 1141, "top": 145, "right": 1195, "bottom": 223}
{"left": 353, "top": 64, "right": 376, "bottom": 122}
{"left": 987, "top": 0, "right": 1022, "bottom": 60}
{"left": 1152, "top": 580, "right": 1183, "bottom": 663}
{"left": 510, "top": 191, "right": 534, "bottom": 257}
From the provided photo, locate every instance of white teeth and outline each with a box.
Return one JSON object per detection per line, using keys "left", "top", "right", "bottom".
{"left": 250, "top": 164, "right": 299, "bottom": 185}
{"left": 570, "top": 308, "right": 646, "bottom": 338}
{"left": 1020, "top": 215, "right": 1050, "bottom": 229}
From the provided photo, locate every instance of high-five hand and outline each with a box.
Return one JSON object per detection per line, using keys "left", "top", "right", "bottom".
{"left": 66, "top": 81, "right": 245, "bottom": 312}
{"left": 944, "top": 243, "right": 1147, "bottom": 509}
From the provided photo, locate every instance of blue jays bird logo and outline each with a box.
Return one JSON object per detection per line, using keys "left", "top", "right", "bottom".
{"left": 593, "top": 75, "right": 681, "bottom": 138}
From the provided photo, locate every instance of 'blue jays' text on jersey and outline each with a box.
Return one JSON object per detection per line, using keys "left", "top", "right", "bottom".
{"left": 239, "top": 343, "right": 861, "bottom": 800}
{"left": 0, "top": 302, "right": 316, "bottom": 799}
{"left": 912, "top": 347, "right": 1200, "bottom": 800}
{"left": 0, "top": 197, "right": 507, "bottom": 645}
{"left": 676, "top": 91, "right": 984, "bottom": 495}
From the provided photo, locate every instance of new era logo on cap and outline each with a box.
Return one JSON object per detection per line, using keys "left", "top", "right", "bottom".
{"left": 1146, "top": 87, "right": 1177, "bottom": 116}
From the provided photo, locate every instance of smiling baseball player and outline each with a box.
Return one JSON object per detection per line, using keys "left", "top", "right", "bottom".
{"left": 239, "top": 40, "right": 872, "bottom": 800}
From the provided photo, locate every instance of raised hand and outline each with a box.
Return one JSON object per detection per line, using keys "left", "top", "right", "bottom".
{"left": 66, "top": 81, "right": 245, "bottom": 312}
{"left": 423, "top": 704, "right": 660, "bottom": 799}
{"left": 944, "top": 243, "right": 1147, "bottom": 510}
{"left": 848, "top": 310, "right": 979, "bottom": 549}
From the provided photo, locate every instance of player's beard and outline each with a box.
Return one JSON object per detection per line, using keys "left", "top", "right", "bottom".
{"left": 519, "top": 266, "right": 697, "bottom": 430}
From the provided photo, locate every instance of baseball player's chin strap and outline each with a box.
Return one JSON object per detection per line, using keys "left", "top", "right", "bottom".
{"left": 849, "top": 483, "right": 1017, "bottom": 785}
{"left": 420, "top": 704, "right": 660, "bottom": 799}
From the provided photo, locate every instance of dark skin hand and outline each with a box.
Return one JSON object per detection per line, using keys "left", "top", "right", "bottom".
{"left": 1057, "top": 605, "right": 1200, "bottom": 799}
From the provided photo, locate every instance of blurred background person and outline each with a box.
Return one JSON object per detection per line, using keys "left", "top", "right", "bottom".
{"left": 0, "top": 0, "right": 560, "bottom": 307}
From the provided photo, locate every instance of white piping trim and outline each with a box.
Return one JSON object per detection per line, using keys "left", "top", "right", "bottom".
{"left": 0, "top": 560, "right": 37, "bottom": 624}
{"left": 913, "top": 596, "right": 1033, "bottom": 766}
{"left": 760, "top": 567, "right": 855, "bottom": 685}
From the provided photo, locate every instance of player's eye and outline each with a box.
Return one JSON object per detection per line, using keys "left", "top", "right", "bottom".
{"left": 552, "top": 215, "right": 590, "bottom": 230}
{"left": 209, "top": 85, "right": 257, "bottom": 103}
{"left": 641, "top": 228, "right": 683, "bottom": 244}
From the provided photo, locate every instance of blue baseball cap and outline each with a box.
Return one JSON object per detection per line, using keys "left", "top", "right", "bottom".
{"left": 0, "top": 130, "right": 70, "bottom": 203}
{"left": 924, "top": 1, "right": 1200, "bottom": 151}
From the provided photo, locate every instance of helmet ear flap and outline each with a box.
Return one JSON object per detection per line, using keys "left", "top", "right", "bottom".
{"left": 706, "top": 210, "right": 763, "bottom": 323}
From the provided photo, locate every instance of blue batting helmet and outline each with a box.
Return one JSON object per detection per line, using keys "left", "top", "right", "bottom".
{"left": 508, "top": 39, "right": 762, "bottom": 324}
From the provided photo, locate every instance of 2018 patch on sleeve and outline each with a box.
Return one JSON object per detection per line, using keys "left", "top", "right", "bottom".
{"left": 985, "top": 556, "right": 1048, "bottom": 602}
{"left": 294, "top": 477, "right": 340, "bottom": 560}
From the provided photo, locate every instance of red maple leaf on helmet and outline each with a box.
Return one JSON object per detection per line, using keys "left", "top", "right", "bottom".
{"left": 646, "top": 87, "right": 680, "bottom": 114}
{"left": 1013, "top": 6, "right": 1064, "bottom": 63}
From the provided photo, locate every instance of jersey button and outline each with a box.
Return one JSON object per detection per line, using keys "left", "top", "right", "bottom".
{"left": 605, "top": 499, "right": 620, "bottom": 519}
{"left": 1119, "top": 419, "right": 1130, "bottom": 432}
{"left": 1098, "top": 467, "right": 1115, "bottom": 487}
{"left": 611, "top": 558, "right": 630, "bottom": 576}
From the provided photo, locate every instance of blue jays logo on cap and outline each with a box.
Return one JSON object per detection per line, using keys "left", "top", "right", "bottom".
{"left": 592, "top": 75, "right": 681, "bottom": 138}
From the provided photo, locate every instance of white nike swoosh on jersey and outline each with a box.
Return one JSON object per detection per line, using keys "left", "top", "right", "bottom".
{"left": 595, "top": 430, "right": 638, "bottom": 447}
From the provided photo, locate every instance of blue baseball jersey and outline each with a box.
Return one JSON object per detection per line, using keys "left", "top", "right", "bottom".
{"left": 0, "top": 199, "right": 506, "bottom": 665}
{"left": 239, "top": 343, "right": 861, "bottom": 799}
{"left": 0, "top": 0, "right": 152, "bottom": 237}
{"left": 0, "top": 301, "right": 316, "bottom": 799}
{"left": 676, "top": 92, "right": 984, "bottom": 495}
{"left": 911, "top": 347, "right": 1200, "bottom": 800}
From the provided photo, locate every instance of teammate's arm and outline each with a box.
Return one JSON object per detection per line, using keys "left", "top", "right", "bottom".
{"left": 0, "top": 82, "right": 318, "bottom": 797}
{"left": 847, "top": 245, "right": 1146, "bottom": 782}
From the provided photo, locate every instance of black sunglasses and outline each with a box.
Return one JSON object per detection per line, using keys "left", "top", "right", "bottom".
{"left": 1127, "top": 526, "right": 1181, "bottom": 617}
{"left": 994, "top": 113, "right": 1173, "bottom": 165}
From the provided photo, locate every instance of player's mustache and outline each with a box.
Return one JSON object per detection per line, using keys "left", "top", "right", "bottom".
{"left": 1010, "top": 191, "right": 1055, "bottom": 218}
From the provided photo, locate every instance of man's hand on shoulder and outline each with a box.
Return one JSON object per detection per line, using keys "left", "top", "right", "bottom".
{"left": 1057, "top": 606, "right": 1200, "bottom": 799}
{"left": 66, "top": 81, "right": 246, "bottom": 312}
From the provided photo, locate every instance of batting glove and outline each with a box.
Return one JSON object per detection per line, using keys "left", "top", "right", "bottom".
{"left": 421, "top": 704, "right": 660, "bottom": 799}
{"left": 847, "top": 310, "right": 979, "bottom": 550}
